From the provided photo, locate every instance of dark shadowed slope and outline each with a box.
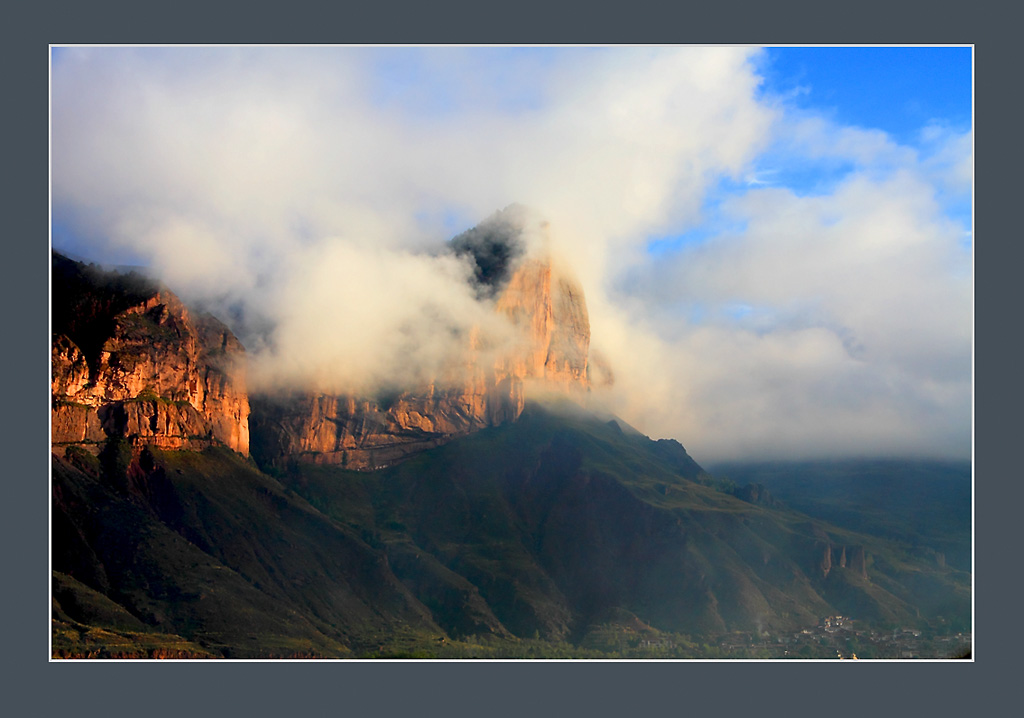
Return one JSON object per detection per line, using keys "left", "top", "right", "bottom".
{"left": 52, "top": 444, "right": 440, "bottom": 657}
{"left": 278, "top": 402, "right": 971, "bottom": 646}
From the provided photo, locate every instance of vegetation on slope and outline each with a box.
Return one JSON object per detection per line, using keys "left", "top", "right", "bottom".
{"left": 278, "top": 402, "right": 971, "bottom": 647}
{"left": 51, "top": 401, "right": 971, "bottom": 658}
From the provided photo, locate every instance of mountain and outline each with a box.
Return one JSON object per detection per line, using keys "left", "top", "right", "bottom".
{"left": 250, "top": 206, "right": 592, "bottom": 471}
{"left": 49, "top": 222, "right": 971, "bottom": 658}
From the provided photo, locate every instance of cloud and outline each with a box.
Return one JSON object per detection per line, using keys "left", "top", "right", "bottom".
{"left": 51, "top": 46, "right": 775, "bottom": 292}
{"left": 50, "top": 46, "right": 774, "bottom": 385}
{"left": 51, "top": 46, "right": 971, "bottom": 462}
{"left": 244, "top": 240, "right": 514, "bottom": 397}
{"left": 920, "top": 123, "right": 974, "bottom": 196}
{"left": 599, "top": 123, "right": 971, "bottom": 461}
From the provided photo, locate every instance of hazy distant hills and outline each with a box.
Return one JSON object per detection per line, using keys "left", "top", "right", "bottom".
{"left": 709, "top": 460, "right": 972, "bottom": 573}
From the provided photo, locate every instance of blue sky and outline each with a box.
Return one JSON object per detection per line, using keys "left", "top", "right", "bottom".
{"left": 647, "top": 46, "right": 972, "bottom": 258}
{"left": 50, "top": 46, "right": 972, "bottom": 461}
{"left": 757, "top": 47, "right": 972, "bottom": 145}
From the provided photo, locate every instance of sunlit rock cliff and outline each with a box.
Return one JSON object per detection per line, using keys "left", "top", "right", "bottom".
{"left": 51, "top": 207, "right": 595, "bottom": 470}
{"left": 495, "top": 257, "right": 590, "bottom": 391}
{"left": 51, "top": 254, "right": 249, "bottom": 455}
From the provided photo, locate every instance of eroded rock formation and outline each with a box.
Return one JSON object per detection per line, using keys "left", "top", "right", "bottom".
{"left": 51, "top": 255, "right": 249, "bottom": 455}
{"left": 816, "top": 537, "right": 868, "bottom": 580}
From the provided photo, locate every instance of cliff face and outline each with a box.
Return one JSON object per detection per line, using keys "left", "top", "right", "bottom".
{"left": 51, "top": 255, "right": 249, "bottom": 455}
{"left": 251, "top": 379, "right": 523, "bottom": 471}
{"left": 52, "top": 207, "right": 593, "bottom": 470}
{"left": 495, "top": 258, "right": 590, "bottom": 390}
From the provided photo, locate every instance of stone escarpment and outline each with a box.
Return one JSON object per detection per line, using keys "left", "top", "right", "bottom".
{"left": 494, "top": 258, "right": 590, "bottom": 391}
{"left": 253, "top": 209, "right": 594, "bottom": 470}
{"left": 251, "top": 381, "right": 523, "bottom": 471}
{"left": 51, "top": 254, "right": 249, "bottom": 456}
{"left": 52, "top": 207, "right": 596, "bottom": 470}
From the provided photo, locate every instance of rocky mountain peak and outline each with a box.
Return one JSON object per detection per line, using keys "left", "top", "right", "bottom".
{"left": 252, "top": 207, "right": 593, "bottom": 470}
{"left": 448, "top": 204, "right": 590, "bottom": 388}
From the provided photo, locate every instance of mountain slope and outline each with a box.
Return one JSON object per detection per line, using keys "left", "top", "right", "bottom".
{"left": 52, "top": 444, "right": 441, "bottom": 657}
{"left": 51, "top": 403, "right": 971, "bottom": 657}
{"left": 279, "top": 402, "right": 971, "bottom": 643}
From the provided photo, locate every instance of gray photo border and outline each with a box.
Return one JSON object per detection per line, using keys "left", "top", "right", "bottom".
{"left": 12, "top": 2, "right": 1008, "bottom": 715}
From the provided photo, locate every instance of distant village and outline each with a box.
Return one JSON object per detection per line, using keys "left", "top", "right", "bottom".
{"left": 709, "top": 615, "right": 971, "bottom": 659}
{"left": 565, "top": 612, "right": 972, "bottom": 660}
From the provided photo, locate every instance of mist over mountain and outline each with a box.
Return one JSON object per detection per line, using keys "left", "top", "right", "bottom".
{"left": 49, "top": 226, "right": 971, "bottom": 659}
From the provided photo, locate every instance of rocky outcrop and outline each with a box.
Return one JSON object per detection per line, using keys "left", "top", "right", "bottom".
{"left": 733, "top": 483, "right": 781, "bottom": 508}
{"left": 251, "top": 379, "right": 523, "bottom": 471}
{"left": 820, "top": 541, "right": 833, "bottom": 578}
{"left": 51, "top": 255, "right": 249, "bottom": 455}
{"left": 495, "top": 258, "right": 590, "bottom": 392}
{"left": 846, "top": 545, "right": 868, "bottom": 579}
{"left": 816, "top": 539, "right": 868, "bottom": 580}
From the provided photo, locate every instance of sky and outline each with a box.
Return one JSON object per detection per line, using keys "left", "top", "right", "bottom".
{"left": 50, "top": 46, "right": 973, "bottom": 463}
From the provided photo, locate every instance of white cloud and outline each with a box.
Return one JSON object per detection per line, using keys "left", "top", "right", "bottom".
{"left": 245, "top": 240, "right": 512, "bottom": 397}
{"left": 51, "top": 46, "right": 971, "bottom": 462}
{"left": 597, "top": 116, "right": 971, "bottom": 461}
{"left": 920, "top": 123, "right": 974, "bottom": 196}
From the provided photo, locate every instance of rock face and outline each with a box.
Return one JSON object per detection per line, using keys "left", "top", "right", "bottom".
{"left": 733, "top": 483, "right": 781, "bottom": 508}
{"left": 494, "top": 258, "right": 590, "bottom": 391}
{"left": 51, "top": 254, "right": 249, "bottom": 455}
{"left": 251, "top": 379, "right": 523, "bottom": 471}
{"left": 252, "top": 207, "right": 594, "bottom": 470}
